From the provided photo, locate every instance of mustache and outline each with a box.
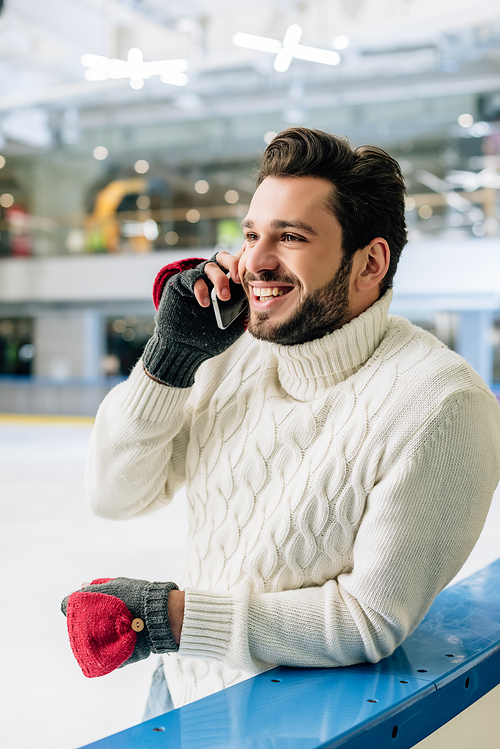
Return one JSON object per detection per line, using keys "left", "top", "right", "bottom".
{"left": 243, "top": 271, "right": 299, "bottom": 286}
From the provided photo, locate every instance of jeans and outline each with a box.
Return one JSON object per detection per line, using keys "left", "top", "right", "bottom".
{"left": 142, "top": 658, "right": 175, "bottom": 721}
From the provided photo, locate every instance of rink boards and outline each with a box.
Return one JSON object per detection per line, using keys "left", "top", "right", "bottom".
{"left": 79, "top": 557, "right": 500, "bottom": 749}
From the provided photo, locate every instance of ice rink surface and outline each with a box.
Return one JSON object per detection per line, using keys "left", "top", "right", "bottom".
{"left": 0, "top": 415, "right": 189, "bottom": 749}
{"left": 1, "top": 414, "right": 499, "bottom": 749}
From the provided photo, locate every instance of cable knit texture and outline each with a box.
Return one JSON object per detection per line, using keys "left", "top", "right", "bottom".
{"left": 85, "top": 290, "right": 500, "bottom": 708}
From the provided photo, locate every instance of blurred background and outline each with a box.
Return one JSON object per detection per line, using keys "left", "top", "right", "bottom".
{"left": 1, "top": 1, "right": 500, "bottom": 747}
{"left": 0, "top": 0, "right": 500, "bottom": 406}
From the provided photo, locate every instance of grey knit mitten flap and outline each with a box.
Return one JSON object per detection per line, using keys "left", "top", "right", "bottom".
{"left": 142, "top": 255, "right": 246, "bottom": 388}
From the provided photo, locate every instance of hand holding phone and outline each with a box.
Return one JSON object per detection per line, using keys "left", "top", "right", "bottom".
{"left": 211, "top": 273, "right": 248, "bottom": 329}
{"left": 143, "top": 256, "right": 247, "bottom": 387}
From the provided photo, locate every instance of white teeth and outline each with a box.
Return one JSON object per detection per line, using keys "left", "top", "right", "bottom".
{"left": 253, "top": 287, "right": 288, "bottom": 300}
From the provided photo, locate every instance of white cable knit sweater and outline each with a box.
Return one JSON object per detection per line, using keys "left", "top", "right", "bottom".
{"left": 86, "top": 291, "right": 500, "bottom": 708}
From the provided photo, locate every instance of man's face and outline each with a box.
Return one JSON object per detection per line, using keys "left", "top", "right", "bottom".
{"left": 238, "top": 176, "right": 354, "bottom": 345}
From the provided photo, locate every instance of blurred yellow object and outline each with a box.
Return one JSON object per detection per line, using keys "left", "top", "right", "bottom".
{"left": 0, "top": 414, "right": 95, "bottom": 425}
{"left": 85, "top": 177, "right": 150, "bottom": 253}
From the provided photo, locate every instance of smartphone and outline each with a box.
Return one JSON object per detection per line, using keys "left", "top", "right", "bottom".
{"left": 211, "top": 272, "right": 248, "bottom": 329}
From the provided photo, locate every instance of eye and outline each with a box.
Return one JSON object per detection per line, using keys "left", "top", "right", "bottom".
{"left": 245, "top": 232, "right": 258, "bottom": 242}
{"left": 282, "top": 233, "right": 302, "bottom": 242}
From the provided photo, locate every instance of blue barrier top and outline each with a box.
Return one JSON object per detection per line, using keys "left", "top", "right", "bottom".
{"left": 80, "top": 558, "right": 500, "bottom": 749}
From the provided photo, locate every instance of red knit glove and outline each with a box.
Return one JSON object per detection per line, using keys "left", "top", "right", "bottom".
{"left": 61, "top": 577, "right": 179, "bottom": 678}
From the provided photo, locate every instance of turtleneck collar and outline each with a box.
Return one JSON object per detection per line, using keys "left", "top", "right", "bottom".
{"left": 262, "top": 290, "right": 393, "bottom": 401}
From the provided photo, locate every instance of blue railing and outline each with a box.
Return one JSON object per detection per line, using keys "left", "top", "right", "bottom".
{"left": 79, "top": 558, "right": 500, "bottom": 748}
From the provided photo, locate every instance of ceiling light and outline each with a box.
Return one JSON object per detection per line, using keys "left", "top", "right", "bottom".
{"left": 186, "top": 209, "right": 200, "bottom": 223}
{"left": 136, "top": 195, "right": 150, "bottom": 210}
{"left": 274, "top": 25, "right": 302, "bottom": 73}
{"left": 160, "top": 72, "right": 188, "bottom": 86}
{"left": 66, "top": 229, "right": 85, "bottom": 253}
{"left": 81, "top": 49, "right": 189, "bottom": 89}
{"left": 122, "top": 329, "right": 136, "bottom": 342}
{"left": 264, "top": 131, "right": 277, "bottom": 145}
{"left": 165, "top": 231, "right": 179, "bottom": 245}
{"left": 195, "top": 180, "right": 209, "bottom": 194}
{"left": 134, "top": 159, "right": 150, "bottom": 174}
{"left": 469, "top": 121, "right": 490, "bottom": 138}
{"left": 0, "top": 193, "right": 14, "bottom": 208}
{"left": 0, "top": 155, "right": 5, "bottom": 169}
{"left": 445, "top": 168, "right": 500, "bottom": 191}
{"left": 81, "top": 54, "right": 110, "bottom": 81}
{"left": 127, "top": 48, "right": 142, "bottom": 66}
{"left": 233, "top": 33, "right": 281, "bottom": 54}
{"left": 234, "top": 26, "right": 341, "bottom": 71}
{"left": 113, "top": 319, "right": 126, "bottom": 333}
{"left": 120, "top": 223, "right": 143, "bottom": 237}
{"left": 333, "top": 35, "right": 349, "bottom": 50}
{"left": 18, "top": 344, "right": 36, "bottom": 361}
{"left": 457, "top": 113, "right": 474, "bottom": 128}
{"left": 225, "top": 190, "right": 239, "bottom": 204}
{"left": 293, "top": 47, "right": 341, "bottom": 65}
{"left": 143, "top": 219, "right": 159, "bottom": 240}
{"left": 418, "top": 205, "right": 433, "bottom": 219}
{"left": 93, "top": 146, "right": 108, "bottom": 160}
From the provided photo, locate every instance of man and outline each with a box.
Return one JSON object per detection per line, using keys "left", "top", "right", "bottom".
{"left": 62, "top": 128, "right": 500, "bottom": 717}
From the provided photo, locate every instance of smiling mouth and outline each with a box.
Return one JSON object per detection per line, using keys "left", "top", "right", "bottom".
{"left": 252, "top": 286, "right": 294, "bottom": 302}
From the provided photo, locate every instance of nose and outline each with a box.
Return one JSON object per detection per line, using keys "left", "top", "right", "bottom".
{"left": 242, "top": 237, "right": 280, "bottom": 276}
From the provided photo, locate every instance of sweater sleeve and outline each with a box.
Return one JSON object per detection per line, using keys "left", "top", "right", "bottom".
{"left": 85, "top": 363, "right": 193, "bottom": 519}
{"left": 178, "top": 387, "right": 500, "bottom": 672}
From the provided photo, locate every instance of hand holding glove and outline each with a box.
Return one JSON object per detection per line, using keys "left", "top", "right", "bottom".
{"left": 142, "top": 255, "right": 247, "bottom": 388}
{"left": 61, "top": 577, "right": 179, "bottom": 678}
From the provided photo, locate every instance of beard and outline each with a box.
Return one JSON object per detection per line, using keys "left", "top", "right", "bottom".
{"left": 244, "top": 252, "right": 354, "bottom": 346}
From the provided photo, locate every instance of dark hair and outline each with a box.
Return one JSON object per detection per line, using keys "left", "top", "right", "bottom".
{"left": 257, "top": 127, "right": 407, "bottom": 294}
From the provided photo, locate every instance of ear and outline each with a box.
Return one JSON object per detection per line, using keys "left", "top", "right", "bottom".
{"left": 354, "top": 238, "right": 390, "bottom": 292}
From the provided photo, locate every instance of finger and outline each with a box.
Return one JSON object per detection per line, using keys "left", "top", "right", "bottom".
{"left": 81, "top": 581, "right": 91, "bottom": 589}
{"left": 235, "top": 245, "right": 245, "bottom": 259}
{"left": 204, "top": 262, "right": 231, "bottom": 301}
{"left": 193, "top": 278, "right": 211, "bottom": 307}
{"left": 215, "top": 252, "right": 241, "bottom": 283}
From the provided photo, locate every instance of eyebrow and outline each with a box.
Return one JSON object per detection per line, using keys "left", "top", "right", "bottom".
{"left": 241, "top": 218, "right": 318, "bottom": 236}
